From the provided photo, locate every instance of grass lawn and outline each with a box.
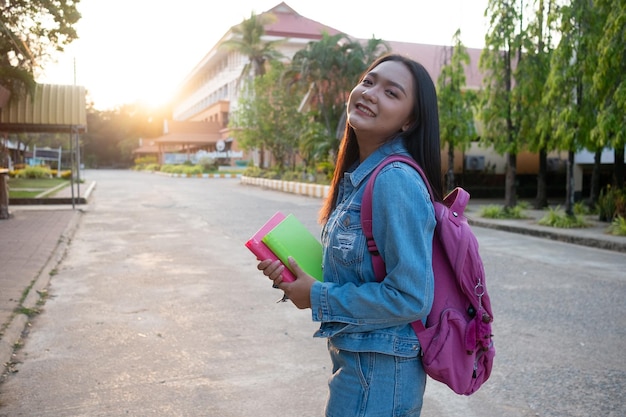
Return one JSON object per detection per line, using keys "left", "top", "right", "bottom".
{"left": 8, "top": 178, "right": 69, "bottom": 198}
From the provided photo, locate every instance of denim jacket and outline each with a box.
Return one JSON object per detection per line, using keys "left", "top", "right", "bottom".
{"left": 310, "top": 138, "right": 435, "bottom": 357}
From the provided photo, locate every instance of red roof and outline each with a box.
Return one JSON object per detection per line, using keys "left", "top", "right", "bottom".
{"left": 262, "top": 2, "right": 343, "bottom": 40}
{"left": 380, "top": 41, "right": 484, "bottom": 88}
{"left": 260, "top": 3, "right": 484, "bottom": 89}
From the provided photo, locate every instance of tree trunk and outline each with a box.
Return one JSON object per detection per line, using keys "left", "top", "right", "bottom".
{"left": 565, "top": 150, "right": 575, "bottom": 216}
{"left": 504, "top": 152, "right": 517, "bottom": 209}
{"left": 589, "top": 148, "right": 602, "bottom": 207}
{"left": 446, "top": 142, "right": 455, "bottom": 192}
{"left": 535, "top": 148, "right": 548, "bottom": 209}
{"left": 614, "top": 145, "right": 625, "bottom": 187}
{"left": 259, "top": 145, "right": 265, "bottom": 169}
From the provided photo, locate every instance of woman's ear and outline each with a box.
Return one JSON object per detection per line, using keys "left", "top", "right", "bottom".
{"left": 401, "top": 120, "right": 413, "bottom": 132}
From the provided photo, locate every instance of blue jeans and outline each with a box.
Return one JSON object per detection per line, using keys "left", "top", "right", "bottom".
{"left": 325, "top": 341, "right": 426, "bottom": 417}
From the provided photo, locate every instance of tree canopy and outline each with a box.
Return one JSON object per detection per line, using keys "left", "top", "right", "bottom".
{"left": 0, "top": 0, "right": 81, "bottom": 95}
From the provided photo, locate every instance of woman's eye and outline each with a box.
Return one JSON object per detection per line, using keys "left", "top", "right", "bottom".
{"left": 386, "top": 89, "right": 397, "bottom": 97}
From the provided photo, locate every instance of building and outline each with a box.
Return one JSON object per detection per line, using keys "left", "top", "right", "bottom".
{"left": 169, "top": 2, "right": 613, "bottom": 197}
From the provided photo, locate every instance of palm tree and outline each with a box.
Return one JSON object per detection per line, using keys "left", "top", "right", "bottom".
{"left": 288, "top": 33, "right": 389, "bottom": 161}
{"left": 221, "top": 12, "right": 284, "bottom": 79}
{"left": 220, "top": 11, "right": 284, "bottom": 168}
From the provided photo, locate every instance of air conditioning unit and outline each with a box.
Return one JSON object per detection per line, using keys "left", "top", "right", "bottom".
{"left": 465, "top": 155, "right": 485, "bottom": 171}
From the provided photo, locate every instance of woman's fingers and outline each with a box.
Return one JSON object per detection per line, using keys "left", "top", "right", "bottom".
{"left": 257, "top": 259, "right": 285, "bottom": 281}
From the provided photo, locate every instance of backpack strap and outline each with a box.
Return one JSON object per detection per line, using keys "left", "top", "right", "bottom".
{"left": 361, "top": 154, "right": 433, "bottom": 283}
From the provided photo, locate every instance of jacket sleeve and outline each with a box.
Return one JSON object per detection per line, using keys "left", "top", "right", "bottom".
{"left": 310, "top": 163, "right": 435, "bottom": 333}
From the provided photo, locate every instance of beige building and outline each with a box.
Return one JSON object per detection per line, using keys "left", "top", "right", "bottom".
{"left": 168, "top": 1, "right": 574, "bottom": 186}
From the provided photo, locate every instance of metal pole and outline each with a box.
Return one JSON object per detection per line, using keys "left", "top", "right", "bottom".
{"left": 69, "top": 127, "right": 75, "bottom": 209}
{"left": 75, "top": 131, "right": 80, "bottom": 200}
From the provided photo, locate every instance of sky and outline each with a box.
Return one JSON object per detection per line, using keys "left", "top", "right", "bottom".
{"left": 36, "top": 0, "right": 490, "bottom": 111}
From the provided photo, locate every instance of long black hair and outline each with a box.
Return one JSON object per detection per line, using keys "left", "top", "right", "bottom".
{"left": 320, "top": 54, "right": 443, "bottom": 223}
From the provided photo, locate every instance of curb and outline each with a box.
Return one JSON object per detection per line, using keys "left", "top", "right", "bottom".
{"left": 469, "top": 217, "right": 626, "bottom": 253}
{"left": 9, "top": 181, "right": 97, "bottom": 206}
{"left": 0, "top": 208, "right": 84, "bottom": 374}
{"left": 239, "top": 176, "right": 625, "bottom": 254}
{"left": 240, "top": 176, "right": 330, "bottom": 199}
{"left": 154, "top": 171, "right": 243, "bottom": 179}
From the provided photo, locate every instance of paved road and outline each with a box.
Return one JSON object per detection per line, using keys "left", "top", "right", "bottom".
{"left": 1, "top": 170, "right": 624, "bottom": 417}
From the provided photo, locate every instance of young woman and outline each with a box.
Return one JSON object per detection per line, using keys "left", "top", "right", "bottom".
{"left": 258, "top": 53, "right": 443, "bottom": 417}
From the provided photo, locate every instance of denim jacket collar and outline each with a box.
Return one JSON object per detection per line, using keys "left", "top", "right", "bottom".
{"left": 347, "top": 137, "right": 410, "bottom": 190}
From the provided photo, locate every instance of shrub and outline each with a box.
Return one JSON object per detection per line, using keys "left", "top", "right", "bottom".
{"left": 597, "top": 185, "right": 626, "bottom": 222}
{"left": 134, "top": 155, "right": 158, "bottom": 166}
{"left": 281, "top": 170, "right": 303, "bottom": 182}
{"left": 574, "top": 201, "right": 593, "bottom": 216}
{"left": 607, "top": 216, "right": 626, "bottom": 236}
{"left": 243, "top": 166, "right": 263, "bottom": 177}
{"left": 538, "top": 206, "right": 588, "bottom": 228}
{"left": 144, "top": 163, "right": 161, "bottom": 172}
{"left": 182, "top": 165, "right": 202, "bottom": 176}
{"left": 316, "top": 161, "right": 335, "bottom": 182}
{"left": 197, "top": 157, "right": 218, "bottom": 173}
{"left": 480, "top": 204, "right": 526, "bottom": 219}
{"left": 16, "top": 166, "right": 52, "bottom": 179}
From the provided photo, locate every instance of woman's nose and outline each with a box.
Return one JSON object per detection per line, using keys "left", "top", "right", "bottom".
{"left": 361, "top": 89, "right": 376, "bottom": 102}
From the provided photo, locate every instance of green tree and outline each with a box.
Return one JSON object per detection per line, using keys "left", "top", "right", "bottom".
{"left": 289, "top": 33, "right": 389, "bottom": 162}
{"left": 592, "top": 0, "right": 625, "bottom": 189}
{"left": 520, "top": 0, "right": 557, "bottom": 208}
{"left": 221, "top": 11, "right": 284, "bottom": 79}
{"left": 230, "top": 61, "right": 305, "bottom": 172}
{"left": 0, "top": 0, "right": 80, "bottom": 95}
{"left": 220, "top": 11, "right": 284, "bottom": 168}
{"left": 542, "top": 0, "right": 603, "bottom": 214}
{"left": 83, "top": 104, "right": 163, "bottom": 168}
{"left": 437, "top": 30, "right": 477, "bottom": 192}
{"left": 480, "top": 0, "right": 525, "bottom": 209}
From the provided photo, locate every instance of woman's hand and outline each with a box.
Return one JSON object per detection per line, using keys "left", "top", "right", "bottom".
{"left": 257, "top": 257, "right": 316, "bottom": 309}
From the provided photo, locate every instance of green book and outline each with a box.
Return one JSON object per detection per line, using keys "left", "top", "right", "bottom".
{"left": 262, "top": 214, "right": 324, "bottom": 282}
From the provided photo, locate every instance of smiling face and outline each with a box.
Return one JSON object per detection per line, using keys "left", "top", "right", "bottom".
{"left": 347, "top": 60, "right": 415, "bottom": 160}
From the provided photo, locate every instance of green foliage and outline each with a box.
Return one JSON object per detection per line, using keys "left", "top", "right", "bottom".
{"left": 287, "top": 33, "right": 390, "bottom": 151}
{"left": 590, "top": 0, "right": 625, "bottom": 151}
{"left": 597, "top": 185, "right": 626, "bottom": 222}
{"left": 14, "top": 166, "right": 52, "bottom": 179}
{"left": 197, "top": 157, "right": 218, "bottom": 173}
{"left": 480, "top": 204, "right": 526, "bottom": 219}
{"left": 134, "top": 155, "right": 158, "bottom": 166}
{"left": 220, "top": 11, "right": 284, "bottom": 78}
{"left": 608, "top": 216, "right": 626, "bottom": 236}
{"left": 480, "top": 0, "right": 522, "bottom": 154}
{"left": 242, "top": 166, "right": 263, "bottom": 177}
{"left": 538, "top": 207, "right": 588, "bottom": 228}
{"left": 316, "top": 161, "right": 335, "bottom": 183}
{"left": 281, "top": 171, "right": 303, "bottom": 182}
{"left": 143, "top": 163, "right": 161, "bottom": 172}
{"left": 8, "top": 177, "right": 69, "bottom": 198}
{"left": 84, "top": 105, "right": 165, "bottom": 168}
{"left": 231, "top": 61, "right": 307, "bottom": 172}
{"left": 542, "top": 0, "right": 605, "bottom": 152}
{"left": 160, "top": 164, "right": 202, "bottom": 175}
{"left": 438, "top": 30, "right": 478, "bottom": 191}
{"left": 437, "top": 30, "right": 476, "bottom": 152}
{"left": 573, "top": 201, "right": 594, "bottom": 216}
{"left": 0, "top": 0, "right": 80, "bottom": 94}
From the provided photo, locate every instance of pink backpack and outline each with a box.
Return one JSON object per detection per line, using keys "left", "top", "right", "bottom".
{"left": 361, "top": 154, "right": 495, "bottom": 395}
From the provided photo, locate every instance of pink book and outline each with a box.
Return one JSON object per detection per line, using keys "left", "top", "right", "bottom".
{"left": 244, "top": 211, "right": 296, "bottom": 282}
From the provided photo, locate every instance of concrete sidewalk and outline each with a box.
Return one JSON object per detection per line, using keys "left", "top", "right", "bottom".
{"left": 0, "top": 180, "right": 94, "bottom": 372}
{"left": 0, "top": 180, "right": 624, "bottom": 376}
